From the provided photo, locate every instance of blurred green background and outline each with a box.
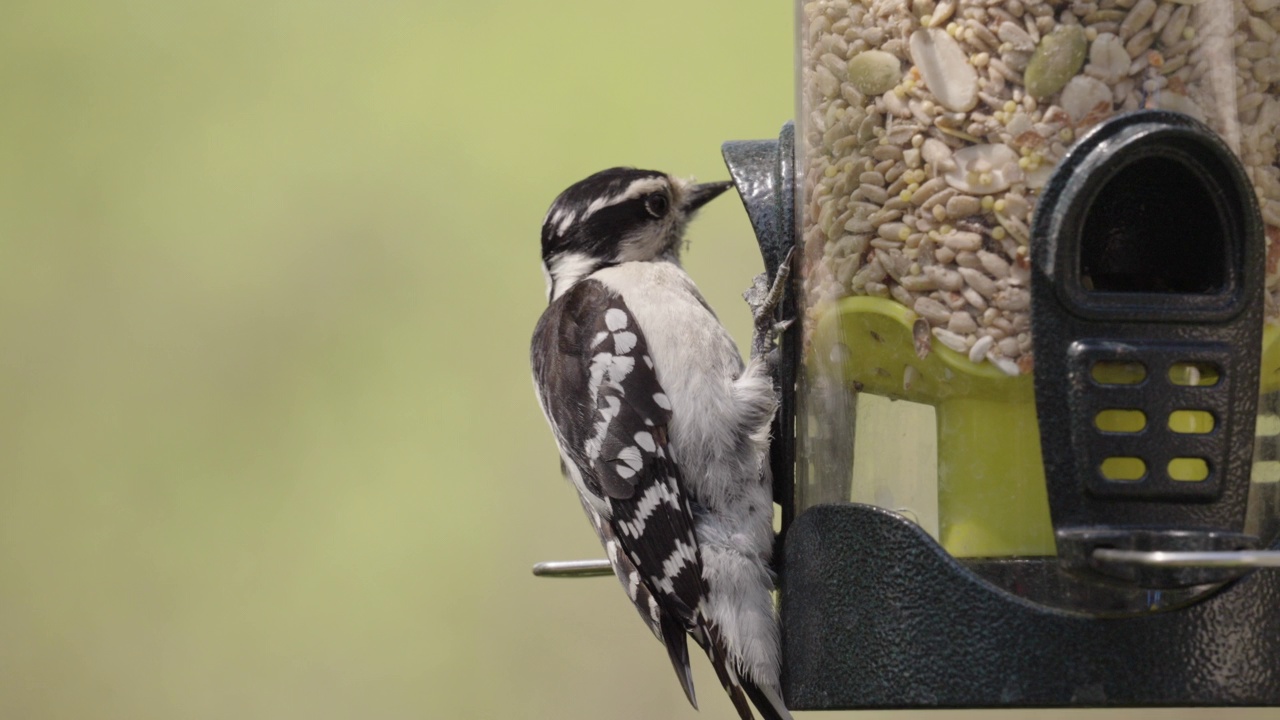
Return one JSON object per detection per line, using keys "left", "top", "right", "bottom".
{"left": 0, "top": 2, "right": 1271, "bottom": 719}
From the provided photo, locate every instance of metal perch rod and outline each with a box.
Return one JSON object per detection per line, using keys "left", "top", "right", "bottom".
{"left": 1093, "top": 548, "right": 1280, "bottom": 568}
{"left": 531, "top": 559, "right": 612, "bottom": 578}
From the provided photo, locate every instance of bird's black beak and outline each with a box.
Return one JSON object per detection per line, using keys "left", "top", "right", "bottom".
{"left": 682, "top": 181, "right": 733, "bottom": 213}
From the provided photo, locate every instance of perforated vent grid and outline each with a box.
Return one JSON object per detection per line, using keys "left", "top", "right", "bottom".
{"left": 1068, "top": 341, "right": 1232, "bottom": 500}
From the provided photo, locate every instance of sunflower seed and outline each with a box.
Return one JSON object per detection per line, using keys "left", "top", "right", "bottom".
{"left": 1119, "top": 0, "right": 1156, "bottom": 39}
{"left": 992, "top": 355, "right": 1022, "bottom": 376}
{"left": 969, "top": 335, "right": 995, "bottom": 363}
{"left": 960, "top": 267, "right": 999, "bottom": 297}
{"left": 948, "top": 310, "right": 979, "bottom": 334}
{"left": 915, "top": 296, "right": 954, "bottom": 325}
{"left": 932, "top": 327, "right": 970, "bottom": 353}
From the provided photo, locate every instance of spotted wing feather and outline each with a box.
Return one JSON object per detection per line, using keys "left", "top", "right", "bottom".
{"left": 531, "top": 278, "right": 707, "bottom": 706}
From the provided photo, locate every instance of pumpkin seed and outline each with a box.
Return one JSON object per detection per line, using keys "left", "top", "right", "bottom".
{"left": 1024, "top": 25, "right": 1087, "bottom": 98}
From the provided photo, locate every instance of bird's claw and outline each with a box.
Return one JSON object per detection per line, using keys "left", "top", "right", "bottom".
{"left": 744, "top": 248, "right": 795, "bottom": 364}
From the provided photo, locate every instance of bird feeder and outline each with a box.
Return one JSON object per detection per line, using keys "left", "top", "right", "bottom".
{"left": 713, "top": 0, "right": 1280, "bottom": 708}
{"left": 535, "top": 0, "right": 1280, "bottom": 709}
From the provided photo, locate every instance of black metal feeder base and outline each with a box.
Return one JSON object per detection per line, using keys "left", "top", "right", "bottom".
{"left": 781, "top": 503, "right": 1280, "bottom": 709}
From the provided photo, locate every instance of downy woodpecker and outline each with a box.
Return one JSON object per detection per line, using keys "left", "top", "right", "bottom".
{"left": 530, "top": 167, "right": 791, "bottom": 720}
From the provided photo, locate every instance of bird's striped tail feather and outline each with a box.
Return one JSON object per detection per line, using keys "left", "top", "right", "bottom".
{"left": 694, "top": 620, "right": 793, "bottom": 720}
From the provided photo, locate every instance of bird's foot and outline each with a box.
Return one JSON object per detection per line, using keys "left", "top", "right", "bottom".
{"left": 743, "top": 248, "right": 795, "bottom": 364}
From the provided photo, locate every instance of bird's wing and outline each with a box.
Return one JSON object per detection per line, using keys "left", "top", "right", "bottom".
{"left": 531, "top": 278, "right": 707, "bottom": 706}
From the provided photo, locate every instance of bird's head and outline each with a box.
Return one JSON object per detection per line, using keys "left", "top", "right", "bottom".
{"left": 540, "top": 167, "right": 731, "bottom": 301}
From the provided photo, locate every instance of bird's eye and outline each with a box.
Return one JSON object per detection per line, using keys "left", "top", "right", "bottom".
{"left": 645, "top": 193, "right": 669, "bottom": 218}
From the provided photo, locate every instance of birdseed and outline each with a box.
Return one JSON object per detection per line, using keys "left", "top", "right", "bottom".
{"left": 800, "top": 0, "right": 1280, "bottom": 374}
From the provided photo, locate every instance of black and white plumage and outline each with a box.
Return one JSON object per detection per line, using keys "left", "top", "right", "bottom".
{"left": 531, "top": 167, "right": 790, "bottom": 720}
